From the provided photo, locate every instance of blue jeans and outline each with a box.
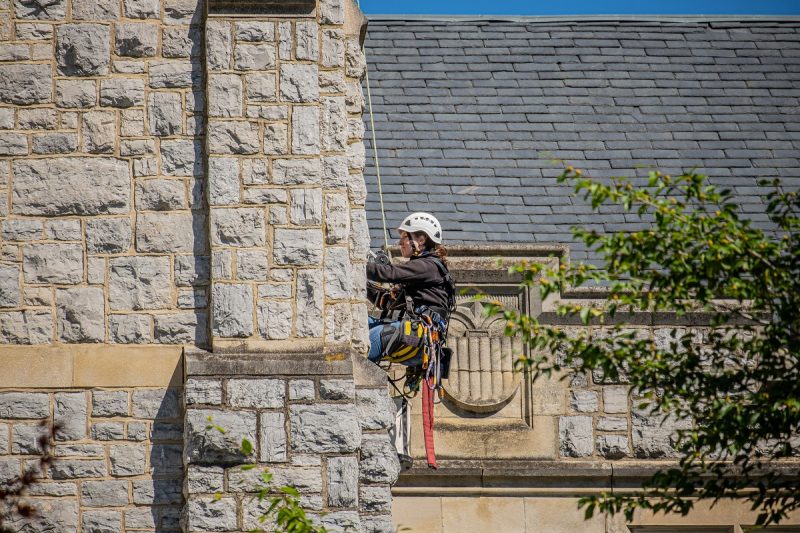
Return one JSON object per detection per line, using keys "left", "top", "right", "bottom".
{"left": 368, "top": 316, "right": 423, "bottom": 366}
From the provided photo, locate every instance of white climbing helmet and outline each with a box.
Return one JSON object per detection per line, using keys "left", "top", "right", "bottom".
{"left": 397, "top": 212, "right": 443, "bottom": 244}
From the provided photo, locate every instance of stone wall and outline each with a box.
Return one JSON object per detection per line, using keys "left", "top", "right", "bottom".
{"left": 0, "top": 0, "right": 208, "bottom": 346}
{"left": 0, "top": 384, "right": 183, "bottom": 532}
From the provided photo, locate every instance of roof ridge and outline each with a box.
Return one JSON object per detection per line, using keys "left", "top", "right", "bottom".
{"left": 365, "top": 14, "right": 800, "bottom": 24}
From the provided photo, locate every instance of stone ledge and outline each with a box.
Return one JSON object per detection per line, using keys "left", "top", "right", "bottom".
{"left": 185, "top": 348, "right": 356, "bottom": 377}
{"left": 0, "top": 346, "right": 182, "bottom": 388}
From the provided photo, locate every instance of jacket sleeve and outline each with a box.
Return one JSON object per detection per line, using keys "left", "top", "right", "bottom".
{"left": 366, "top": 259, "right": 437, "bottom": 284}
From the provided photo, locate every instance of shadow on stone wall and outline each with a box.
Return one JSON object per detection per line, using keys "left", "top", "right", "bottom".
{"left": 145, "top": 387, "right": 185, "bottom": 532}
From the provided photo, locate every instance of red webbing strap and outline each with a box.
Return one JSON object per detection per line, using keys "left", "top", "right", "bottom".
{"left": 421, "top": 377, "right": 438, "bottom": 469}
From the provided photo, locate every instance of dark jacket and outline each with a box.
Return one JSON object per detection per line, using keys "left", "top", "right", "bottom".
{"left": 366, "top": 254, "right": 450, "bottom": 315}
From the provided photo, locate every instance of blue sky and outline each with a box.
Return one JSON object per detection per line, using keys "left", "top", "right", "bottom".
{"left": 358, "top": 0, "right": 800, "bottom": 15}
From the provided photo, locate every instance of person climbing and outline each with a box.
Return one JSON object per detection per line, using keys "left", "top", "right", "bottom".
{"left": 366, "top": 212, "right": 455, "bottom": 367}
{"left": 366, "top": 212, "right": 456, "bottom": 470}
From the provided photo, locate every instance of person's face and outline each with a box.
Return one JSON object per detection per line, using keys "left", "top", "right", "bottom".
{"left": 399, "top": 231, "right": 427, "bottom": 258}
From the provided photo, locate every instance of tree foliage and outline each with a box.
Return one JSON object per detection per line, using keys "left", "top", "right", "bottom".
{"left": 485, "top": 168, "right": 800, "bottom": 526}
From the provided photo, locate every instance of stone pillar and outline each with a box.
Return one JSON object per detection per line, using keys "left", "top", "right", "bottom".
{"left": 204, "top": 0, "right": 370, "bottom": 354}
{"left": 184, "top": 2, "right": 397, "bottom": 531}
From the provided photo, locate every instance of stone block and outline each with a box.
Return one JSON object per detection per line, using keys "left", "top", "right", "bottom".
{"left": 318, "top": 380, "right": 354, "bottom": 402}
{"left": 137, "top": 179, "right": 186, "bottom": 211}
{"left": 258, "top": 282, "right": 291, "bottom": 299}
{"left": 321, "top": 28, "right": 344, "bottom": 68}
{"left": 235, "top": 21, "right": 274, "bottom": 41}
{"left": 289, "top": 380, "right": 315, "bottom": 401}
{"left": 322, "top": 97, "right": 347, "bottom": 152}
{"left": 32, "top": 132, "right": 78, "bottom": 154}
{"left": 150, "top": 443, "right": 183, "bottom": 475}
{"left": 210, "top": 207, "right": 265, "bottom": 247}
{"left": 148, "top": 91, "right": 182, "bottom": 136}
{"left": 175, "top": 255, "right": 210, "bottom": 286}
{"left": 280, "top": 64, "right": 319, "bottom": 103}
{"left": 211, "top": 283, "right": 253, "bottom": 338}
{"left": 260, "top": 122, "right": 287, "bottom": 155}
{"left": 91, "top": 422, "right": 125, "bottom": 440}
{"left": 229, "top": 465, "right": 322, "bottom": 492}
{"left": 132, "top": 478, "right": 182, "bottom": 505}
{"left": 235, "top": 42, "right": 275, "bottom": 70}
{"left": 120, "top": 139, "right": 155, "bottom": 157}
{"left": 597, "top": 434, "right": 630, "bottom": 459}
{"left": 124, "top": 0, "right": 159, "bottom": 18}
{"left": 136, "top": 212, "right": 207, "bottom": 253}
{"left": 92, "top": 391, "right": 129, "bottom": 417}
{"left": 597, "top": 416, "right": 627, "bottom": 432}
{"left": 124, "top": 508, "right": 155, "bottom": 529}
{"left": 345, "top": 38, "right": 366, "bottom": 79}
{"left": 603, "top": 386, "right": 629, "bottom": 414}
{"left": 54, "top": 392, "right": 87, "bottom": 441}
{"left": 348, "top": 171, "right": 367, "bottom": 206}
{"left": 82, "top": 480, "right": 129, "bottom": 507}
{"left": 228, "top": 379, "right": 284, "bottom": 409}
{"left": 290, "top": 188, "right": 322, "bottom": 225}
{"left": 185, "top": 378, "right": 222, "bottom": 406}
{"left": 19, "top": 109, "right": 60, "bottom": 130}
{"left": 110, "top": 444, "right": 146, "bottom": 476}
{"left": 99, "top": 77, "right": 145, "bottom": 108}
{"left": 72, "top": 0, "right": 118, "bottom": 19}
{"left": 237, "top": 249, "right": 268, "bottom": 281}
{"left": 349, "top": 209, "right": 370, "bottom": 260}
{"left": 115, "top": 23, "right": 157, "bottom": 57}
{"left": 360, "top": 485, "right": 392, "bottom": 514}
{"left": 5, "top": 500, "right": 78, "bottom": 533}
{"left": 161, "top": 139, "right": 203, "bottom": 176}
{"left": 56, "top": 79, "right": 95, "bottom": 108}
{"left": 345, "top": 80, "right": 364, "bottom": 113}
{"left": 121, "top": 108, "right": 145, "bottom": 136}
{"left": 86, "top": 217, "right": 131, "bottom": 254}
{"left": 291, "top": 105, "right": 320, "bottom": 155}
{"left": 82, "top": 110, "right": 116, "bottom": 153}
{"left": 109, "top": 256, "right": 171, "bottom": 310}
{"left": 570, "top": 390, "right": 598, "bottom": 413}
{"left": 324, "top": 247, "right": 351, "bottom": 299}
{"left": 187, "top": 465, "right": 225, "bottom": 494}
{"left": 22, "top": 243, "right": 83, "bottom": 284}
{"left": 347, "top": 140, "right": 365, "bottom": 171}
{"left": 208, "top": 120, "right": 259, "bottom": 155}
{"left": 132, "top": 388, "right": 181, "bottom": 419}
{"left": 0, "top": 63, "right": 51, "bottom": 105}
{"left": 50, "top": 459, "right": 107, "bottom": 479}
{"left": 328, "top": 456, "right": 357, "bottom": 507}
{"left": 13, "top": 157, "right": 129, "bottom": 215}
{"left": 28, "top": 482, "right": 77, "bottom": 497}
{"left": 186, "top": 496, "right": 238, "bottom": 532}
{"left": 244, "top": 72, "right": 276, "bottom": 102}
{"left": 0, "top": 264, "right": 20, "bottom": 307}
{"left": 320, "top": 70, "right": 346, "bottom": 94}
{"left": 87, "top": 256, "right": 106, "bottom": 284}
{"left": 273, "top": 158, "right": 321, "bottom": 185}
{"left": 13, "top": 0, "right": 66, "bottom": 19}
{"left": 274, "top": 228, "right": 323, "bottom": 266}
{"left": 0, "top": 310, "right": 52, "bottom": 344}
{"left": 325, "top": 303, "right": 351, "bottom": 344}
{"left": 12, "top": 423, "right": 47, "bottom": 454}
{"left": 57, "top": 24, "right": 109, "bottom": 76}
{"left": 109, "top": 314, "right": 151, "bottom": 344}
{"left": 149, "top": 59, "right": 197, "bottom": 88}
{"left": 278, "top": 21, "right": 291, "bottom": 59}
{"left": 356, "top": 389, "right": 395, "bottom": 430}
{"left": 241, "top": 158, "right": 269, "bottom": 185}
{"left": 154, "top": 312, "right": 207, "bottom": 345}
{"left": 324, "top": 194, "right": 349, "bottom": 245}
{"left": 163, "top": 26, "right": 199, "bottom": 57}
{"left": 295, "top": 269, "right": 323, "bottom": 337}
{"left": 289, "top": 404, "right": 359, "bottom": 453}
{"left": 185, "top": 409, "right": 256, "bottom": 465}
{"left": 208, "top": 74, "right": 242, "bottom": 118}
{"left": 56, "top": 287, "right": 104, "bottom": 343}
{"left": 257, "top": 300, "right": 292, "bottom": 340}
{"left": 319, "top": 0, "right": 344, "bottom": 24}
{"left": 259, "top": 411, "right": 287, "bottom": 462}
{"left": 212, "top": 250, "right": 233, "bottom": 279}
{"left": 0, "top": 133, "right": 27, "bottom": 156}
{"left": 359, "top": 433, "right": 400, "bottom": 484}
{"left": 559, "top": 416, "right": 593, "bottom": 457}
{"left": 178, "top": 287, "right": 207, "bottom": 308}
{"left": 208, "top": 157, "right": 240, "bottom": 205}
{"left": 206, "top": 20, "right": 231, "bottom": 71}
{"left": 296, "top": 21, "right": 319, "bottom": 61}
{"left": 322, "top": 155, "right": 348, "bottom": 189}
{"left": 82, "top": 510, "right": 121, "bottom": 533}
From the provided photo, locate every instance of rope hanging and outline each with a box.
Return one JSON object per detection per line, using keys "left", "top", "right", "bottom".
{"left": 364, "top": 48, "right": 391, "bottom": 254}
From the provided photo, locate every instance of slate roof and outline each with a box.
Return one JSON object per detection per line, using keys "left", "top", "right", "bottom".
{"left": 361, "top": 17, "right": 800, "bottom": 261}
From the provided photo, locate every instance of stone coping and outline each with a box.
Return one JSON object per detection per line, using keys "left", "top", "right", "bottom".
{"left": 0, "top": 345, "right": 182, "bottom": 388}
{"left": 185, "top": 347, "right": 386, "bottom": 383}
{"left": 396, "top": 459, "right": 800, "bottom": 491}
